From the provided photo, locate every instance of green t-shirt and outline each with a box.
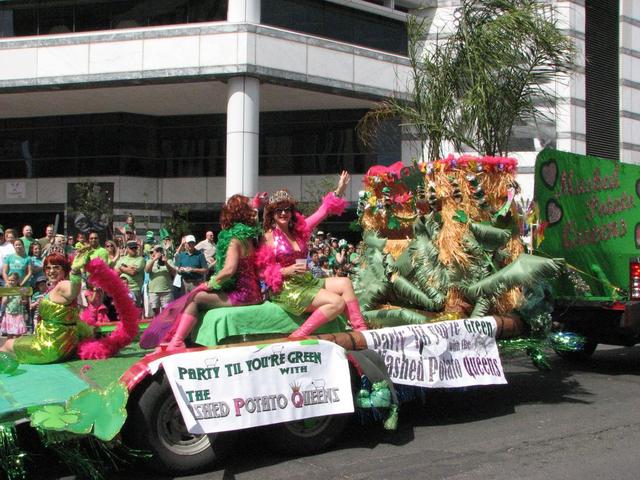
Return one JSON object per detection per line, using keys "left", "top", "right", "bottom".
{"left": 20, "top": 236, "right": 34, "bottom": 254}
{"left": 146, "top": 259, "right": 172, "bottom": 293}
{"left": 89, "top": 247, "right": 109, "bottom": 263}
{"left": 115, "top": 254, "right": 145, "bottom": 293}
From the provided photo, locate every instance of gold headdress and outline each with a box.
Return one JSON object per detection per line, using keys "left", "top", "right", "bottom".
{"left": 268, "top": 189, "right": 296, "bottom": 205}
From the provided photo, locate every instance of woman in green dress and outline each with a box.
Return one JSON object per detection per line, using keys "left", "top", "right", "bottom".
{"left": 0, "top": 253, "right": 87, "bottom": 364}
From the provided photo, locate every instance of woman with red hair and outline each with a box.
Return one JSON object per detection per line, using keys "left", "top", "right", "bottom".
{"left": 1, "top": 253, "right": 87, "bottom": 363}
{"left": 141, "top": 194, "right": 263, "bottom": 351}
{"left": 257, "top": 171, "right": 368, "bottom": 338}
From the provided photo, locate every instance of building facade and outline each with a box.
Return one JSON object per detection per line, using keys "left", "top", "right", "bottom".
{"left": 0, "top": 0, "right": 636, "bottom": 236}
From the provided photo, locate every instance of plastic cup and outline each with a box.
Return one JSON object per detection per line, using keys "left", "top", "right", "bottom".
{"left": 295, "top": 259, "right": 307, "bottom": 269}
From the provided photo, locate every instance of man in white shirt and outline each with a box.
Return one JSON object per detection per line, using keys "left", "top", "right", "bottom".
{"left": 195, "top": 231, "right": 216, "bottom": 267}
{"left": 0, "top": 226, "right": 16, "bottom": 286}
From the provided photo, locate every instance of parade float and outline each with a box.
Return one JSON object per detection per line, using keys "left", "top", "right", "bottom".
{"left": 0, "top": 155, "right": 584, "bottom": 480}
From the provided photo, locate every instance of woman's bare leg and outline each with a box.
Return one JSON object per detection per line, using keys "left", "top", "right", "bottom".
{"left": 323, "top": 277, "right": 367, "bottom": 330}
{"left": 324, "top": 277, "right": 357, "bottom": 302}
{"left": 0, "top": 338, "right": 15, "bottom": 354}
{"left": 289, "top": 289, "right": 345, "bottom": 338}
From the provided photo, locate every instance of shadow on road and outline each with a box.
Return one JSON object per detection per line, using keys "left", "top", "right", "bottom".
{"left": 63, "top": 349, "right": 640, "bottom": 479}
{"left": 550, "top": 345, "right": 640, "bottom": 376}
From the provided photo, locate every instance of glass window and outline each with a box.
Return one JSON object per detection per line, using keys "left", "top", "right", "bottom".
{"left": 148, "top": 0, "right": 188, "bottom": 27}
{"left": 75, "top": 2, "right": 112, "bottom": 32}
{"left": 188, "top": 0, "right": 227, "bottom": 23}
{"left": 262, "top": 0, "right": 407, "bottom": 56}
{"left": 0, "top": 110, "right": 398, "bottom": 179}
{"left": 0, "top": 7, "right": 38, "bottom": 37}
{"left": 38, "top": 5, "right": 74, "bottom": 35}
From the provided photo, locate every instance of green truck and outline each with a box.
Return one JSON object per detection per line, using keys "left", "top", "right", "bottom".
{"left": 534, "top": 149, "right": 640, "bottom": 357}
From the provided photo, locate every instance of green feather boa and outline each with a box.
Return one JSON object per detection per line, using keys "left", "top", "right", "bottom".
{"left": 214, "top": 223, "right": 262, "bottom": 289}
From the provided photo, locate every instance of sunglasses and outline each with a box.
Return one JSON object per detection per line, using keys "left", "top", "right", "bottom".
{"left": 275, "top": 207, "right": 292, "bottom": 215}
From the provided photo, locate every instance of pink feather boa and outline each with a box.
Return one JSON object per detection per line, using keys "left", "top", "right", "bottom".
{"left": 77, "top": 258, "right": 141, "bottom": 359}
{"left": 320, "top": 191, "right": 347, "bottom": 216}
{"left": 292, "top": 212, "right": 311, "bottom": 242}
{"left": 255, "top": 245, "right": 283, "bottom": 292}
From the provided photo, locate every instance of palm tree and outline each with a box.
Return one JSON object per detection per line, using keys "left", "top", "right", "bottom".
{"left": 358, "top": 0, "right": 575, "bottom": 158}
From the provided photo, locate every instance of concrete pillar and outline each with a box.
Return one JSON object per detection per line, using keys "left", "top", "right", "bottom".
{"left": 226, "top": 76, "right": 260, "bottom": 198}
{"left": 228, "top": 0, "right": 261, "bottom": 23}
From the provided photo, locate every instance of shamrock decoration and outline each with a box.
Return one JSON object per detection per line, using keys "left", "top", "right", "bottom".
{"left": 29, "top": 381, "right": 129, "bottom": 441}
{"left": 0, "top": 352, "right": 19, "bottom": 374}
{"left": 387, "top": 216, "right": 401, "bottom": 230}
{"left": 65, "top": 381, "right": 128, "bottom": 441}
{"left": 30, "top": 405, "right": 80, "bottom": 431}
{"left": 452, "top": 210, "right": 468, "bottom": 223}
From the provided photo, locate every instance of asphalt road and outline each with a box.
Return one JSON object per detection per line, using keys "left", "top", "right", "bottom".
{"left": 93, "top": 345, "right": 640, "bottom": 480}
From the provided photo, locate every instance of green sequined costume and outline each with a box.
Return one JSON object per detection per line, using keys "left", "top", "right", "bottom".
{"left": 13, "top": 297, "right": 79, "bottom": 364}
{"left": 271, "top": 272, "right": 325, "bottom": 316}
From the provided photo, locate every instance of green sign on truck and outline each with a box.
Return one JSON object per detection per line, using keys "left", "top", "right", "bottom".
{"left": 535, "top": 149, "right": 640, "bottom": 356}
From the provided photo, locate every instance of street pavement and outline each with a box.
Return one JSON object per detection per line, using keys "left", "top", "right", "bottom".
{"left": 110, "top": 345, "right": 640, "bottom": 479}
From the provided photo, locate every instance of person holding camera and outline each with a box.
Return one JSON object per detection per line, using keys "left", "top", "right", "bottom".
{"left": 145, "top": 246, "right": 175, "bottom": 316}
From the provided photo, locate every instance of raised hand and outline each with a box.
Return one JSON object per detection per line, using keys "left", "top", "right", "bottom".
{"left": 336, "top": 170, "right": 350, "bottom": 197}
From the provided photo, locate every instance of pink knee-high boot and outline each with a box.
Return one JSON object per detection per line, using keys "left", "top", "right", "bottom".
{"left": 289, "top": 309, "right": 329, "bottom": 339}
{"left": 345, "top": 300, "right": 368, "bottom": 331}
{"left": 166, "top": 313, "right": 198, "bottom": 351}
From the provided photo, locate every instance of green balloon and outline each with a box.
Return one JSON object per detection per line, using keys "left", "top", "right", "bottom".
{"left": 0, "top": 351, "right": 19, "bottom": 374}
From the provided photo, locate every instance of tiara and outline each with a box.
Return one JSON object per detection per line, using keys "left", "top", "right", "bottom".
{"left": 269, "top": 189, "right": 295, "bottom": 205}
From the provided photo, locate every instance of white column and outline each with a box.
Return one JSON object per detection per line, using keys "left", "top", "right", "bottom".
{"left": 226, "top": 76, "right": 260, "bottom": 198}
{"left": 227, "top": 0, "right": 261, "bottom": 23}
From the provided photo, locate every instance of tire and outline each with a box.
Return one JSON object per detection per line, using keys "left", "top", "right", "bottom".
{"left": 123, "top": 373, "right": 237, "bottom": 475}
{"left": 554, "top": 340, "right": 598, "bottom": 362}
{"left": 262, "top": 413, "right": 351, "bottom": 456}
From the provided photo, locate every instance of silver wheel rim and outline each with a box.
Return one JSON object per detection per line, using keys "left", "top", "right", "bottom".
{"left": 282, "top": 416, "right": 332, "bottom": 439}
{"left": 156, "top": 394, "right": 211, "bottom": 456}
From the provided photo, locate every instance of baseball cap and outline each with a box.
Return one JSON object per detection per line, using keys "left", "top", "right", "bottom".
{"left": 316, "top": 231, "right": 324, "bottom": 236}
{"left": 126, "top": 240, "right": 139, "bottom": 248}
{"left": 184, "top": 235, "right": 196, "bottom": 244}
{"left": 34, "top": 275, "right": 46, "bottom": 284}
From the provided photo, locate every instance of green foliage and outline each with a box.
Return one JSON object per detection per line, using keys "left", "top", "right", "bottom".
{"left": 359, "top": 0, "right": 575, "bottom": 157}
{"left": 363, "top": 308, "right": 432, "bottom": 327}
{"left": 299, "top": 176, "right": 337, "bottom": 217}
{"left": 162, "top": 207, "right": 192, "bottom": 244}
{"left": 450, "top": 0, "right": 574, "bottom": 156}
{"left": 71, "top": 182, "right": 113, "bottom": 228}
{"left": 465, "top": 254, "right": 565, "bottom": 300}
{"left": 353, "top": 232, "right": 390, "bottom": 310}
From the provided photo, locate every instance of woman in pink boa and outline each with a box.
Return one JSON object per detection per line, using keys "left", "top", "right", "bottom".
{"left": 256, "top": 171, "right": 368, "bottom": 339}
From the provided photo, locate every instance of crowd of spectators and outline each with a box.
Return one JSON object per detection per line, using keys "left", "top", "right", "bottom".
{"left": 0, "top": 216, "right": 361, "bottom": 338}
{"left": 306, "top": 231, "right": 361, "bottom": 279}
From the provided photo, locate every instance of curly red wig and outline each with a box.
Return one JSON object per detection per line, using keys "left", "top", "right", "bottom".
{"left": 220, "top": 194, "right": 258, "bottom": 229}
{"left": 44, "top": 253, "right": 71, "bottom": 276}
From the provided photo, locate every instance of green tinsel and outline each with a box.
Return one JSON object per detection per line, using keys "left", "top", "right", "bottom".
{"left": 497, "top": 331, "right": 588, "bottom": 371}
{"left": 37, "top": 429, "right": 150, "bottom": 480}
{"left": 0, "top": 423, "right": 27, "bottom": 480}
{"left": 214, "top": 222, "right": 262, "bottom": 289}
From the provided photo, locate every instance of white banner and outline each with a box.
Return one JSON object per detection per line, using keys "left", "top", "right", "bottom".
{"left": 362, "top": 317, "right": 507, "bottom": 388}
{"left": 161, "top": 340, "right": 354, "bottom": 434}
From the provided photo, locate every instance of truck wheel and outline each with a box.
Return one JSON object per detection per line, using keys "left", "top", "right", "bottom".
{"left": 554, "top": 340, "right": 598, "bottom": 361}
{"left": 124, "top": 373, "right": 237, "bottom": 475}
{"left": 262, "top": 413, "right": 351, "bottom": 456}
